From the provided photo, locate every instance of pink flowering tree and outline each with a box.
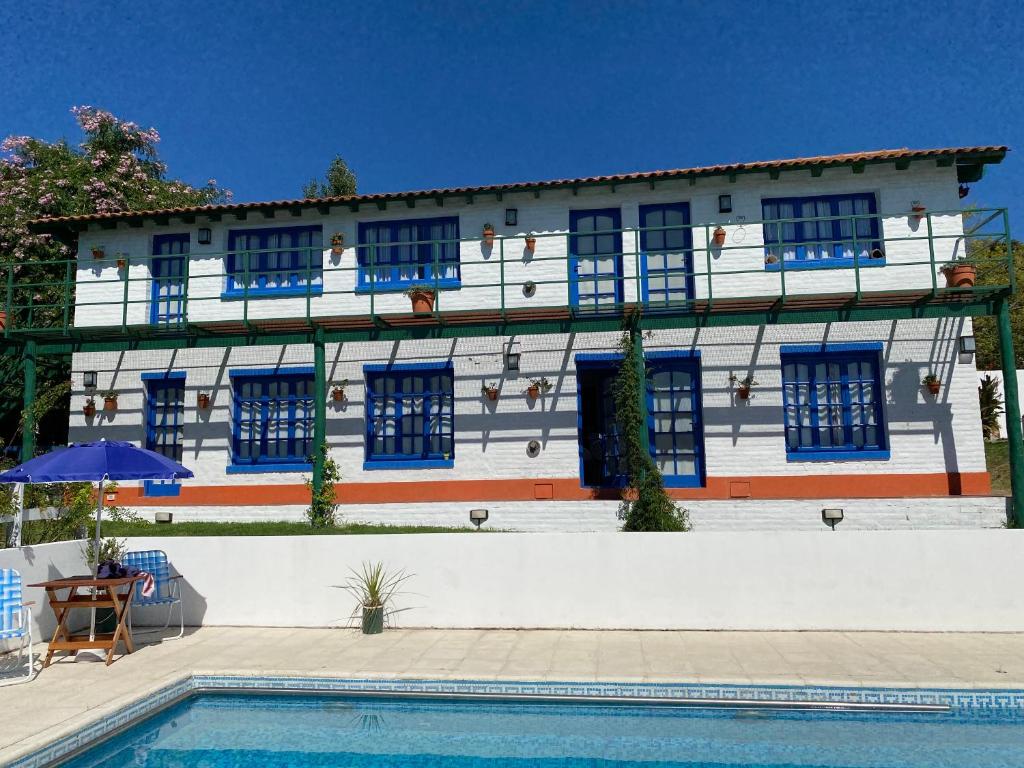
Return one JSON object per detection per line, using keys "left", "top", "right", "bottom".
{"left": 0, "top": 106, "right": 230, "bottom": 453}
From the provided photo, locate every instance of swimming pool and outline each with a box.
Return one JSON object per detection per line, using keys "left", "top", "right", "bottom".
{"left": 46, "top": 682, "right": 1024, "bottom": 768}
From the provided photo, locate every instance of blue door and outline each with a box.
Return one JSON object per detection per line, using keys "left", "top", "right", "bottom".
{"left": 640, "top": 203, "right": 694, "bottom": 308}
{"left": 143, "top": 374, "right": 185, "bottom": 497}
{"left": 577, "top": 361, "right": 625, "bottom": 487}
{"left": 647, "top": 354, "right": 705, "bottom": 488}
{"left": 569, "top": 209, "right": 623, "bottom": 311}
{"left": 151, "top": 234, "right": 189, "bottom": 326}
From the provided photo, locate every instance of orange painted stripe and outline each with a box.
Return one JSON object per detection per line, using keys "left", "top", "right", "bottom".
{"left": 114, "top": 472, "right": 992, "bottom": 507}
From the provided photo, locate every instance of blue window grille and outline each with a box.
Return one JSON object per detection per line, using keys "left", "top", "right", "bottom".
{"left": 143, "top": 372, "right": 185, "bottom": 496}
{"left": 762, "top": 193, "right": 881, "bottom": 270}
{"left": 639, "top": 203, "right": 693, "bottom": 308}
{"left": 646, "top": 353, "right": 705, "bottom": 487}
{"left": 364, "top": 363, "right": 455, "bottom": 468}
{"left": 780, "top": 344, "right": 889, "bottom": 460}
{"left": 225, "top": 226, "right": 323, "bottom": 298}
{"left": 150, "top": 234, "right": 188, "bottom": 326}
{"left": 357, "top": 217, "right": 460, "bottom": 292}
{"left": 229, "top": 368, "right": 314, "bottom": 470}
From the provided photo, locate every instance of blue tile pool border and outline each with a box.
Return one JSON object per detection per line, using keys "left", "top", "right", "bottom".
{"left": 12, "top": 676, "right": 1024, "bottom": 768}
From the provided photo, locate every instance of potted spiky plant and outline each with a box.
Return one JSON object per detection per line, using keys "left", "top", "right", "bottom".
{"left": 482, "top": 223, "right": 495, "bottom": 247}
{"left": 481, "top": 382, "right": 499, "bottom": 401}
{"left": 102, "top": 390, "right": 119, "bottom": 412}
{"left": 404, "top": 285, "right": 436, "bottom": 313}
{"left": 342, "top": 562, "right": 412, "bottom": 635}
{"left": 729, "top": 373, "right": 757, "bottom": 400}
{"left": 526, "top": 377, "right": 553, "bottom": 400}
{"left": 922, "top": 373, "right": 941, "bottom": 395}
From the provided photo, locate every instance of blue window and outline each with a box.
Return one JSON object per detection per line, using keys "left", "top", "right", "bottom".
{"left": 364, "top": 363, "right": 454, "bottom": 469}
{"left": 228, "top": 368, "right": 314, "bottom": 472}
{"left": 357, "top": 217, "right": 460, "bottom": 292}
{"left": 762, "top": 193, "right": 881, "bottom": 270}
{"left": 646, "top": 353, "right": 705, "bottom": 487}
{"left": 150, "top": 234, "right": 188, "bottom": 326}
{"left": 639, "top": 203, "right": 693, "bottom": 307}
{"left": 225, "top": 226, "right": 323, "bottom": 298}
{"left": 142, "top": 372, "right": 185, "bottom": 496}
{"left": 780, "top": 344, "right": 888, "bottom": 461}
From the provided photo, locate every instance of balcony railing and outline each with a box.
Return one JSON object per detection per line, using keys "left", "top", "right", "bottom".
{"left": 0, "top": 207, "right": 1013, "bottom": 339}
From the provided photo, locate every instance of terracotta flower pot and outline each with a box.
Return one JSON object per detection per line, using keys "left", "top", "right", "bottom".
{"left": 331, "top": 237, "right": 344, "bottom": 256}
{"left": 331, "top": 388, "right": 346, "bottom": 402}
{"left": 83, "top": 403, "right": 96, "bottom": 418}
{"left": 527, "top": 385, "right": 541, "bottom": 400}
{"left": 926, "top": 380, "right": 941, "bottom": 395}
{"left": 712, "top": 227, "right": 727, "bottom": 247}
{"left": 484, "top": 388, "right": 498, "bottom": 401}
{"left": 91, "top": 248, "right": 104, "bottom": 260}
{"left": 482, "top": 228, "right": 495, "bottom": 247}
{"left": 737, "top": 386, "right": 751, "bottom": 400}
{"left": 103, "top": 397, "right": 117, "bottom": 412}
{"left": 197, "top": 393, "right": 210, "bottom": 409}
{"left": 942, "top": 264, "right": 976, "bottom": 288}
{"left": 0, "top": 310, "right": 7, "bottom": 331}
{"left": 409, "top": 290, "right": 435, "bottom": 313}
{"left": 116, "top": 258, "right": 127, "bottom": 269}
{"left": 525, "top": 237, "right": 537, "bottom": 253}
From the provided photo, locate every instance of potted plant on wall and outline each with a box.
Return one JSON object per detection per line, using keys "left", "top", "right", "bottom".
{"left": 91, "top": 245, "right": 105, "bottom": 260}
{"left": 330, "top": 233, "right": 345, "bottom": 256}
{"left": 940, "top": 259, "right": 976, "bottom": 288}
{"left": 911, "top": 200, "right": 927, "bottom": 221}
{"left": 712, "top": 226, "right": 727, "bottom": 247}
{"left": 331, "top": 379, "right": 349, "bottom": 402}
{"left": 482, "top": 223, "right": 495, "bottom": 247}
{"left": 922, "top": 373, "right": 941, "bottom": 395}
{"left": 729, "top": 373, "right": 758, "bottom": 400}
{"left": 83, "top": 397, "right": 97, "bottom": 417}
{"left": 102, "top": 389, "right": 118, "bottom": 412}
{"left": 526, "top": 377, "right": 553, "bottom": 400}
{"left": 196, "top": 392, "right": 211, "bottom": 409}
{"left": 481, "top": 382, "right": 499, "bottom": 401}
{"left": 115, "top": 254, "right": 127, "bottom": 270}
{"left": 342, "top": 561, "right": 412, "bottom": 635}
{"left": 524, "top": 233, "right": 537, "bottom": 253}
{"left": 404, "top": 285, "right": 436, "bottom": 313}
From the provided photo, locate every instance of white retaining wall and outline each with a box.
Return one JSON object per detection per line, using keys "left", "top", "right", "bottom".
{"left": 0, "top": 540, "right": 88, "bottom": 640}
{"left": 127, "top": 530, "right": 1024, "bottom": 631}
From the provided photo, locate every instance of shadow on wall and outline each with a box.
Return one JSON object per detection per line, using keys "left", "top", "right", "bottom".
{"left": 131, "top": 575, "right": 208, "bottom": 629}
{"left": 888, "top": 361, "right": 959, "bottom": 474}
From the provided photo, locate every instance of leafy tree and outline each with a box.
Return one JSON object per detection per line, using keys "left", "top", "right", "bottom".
{"left": 612, "top": 322, "right": 690, "bottom": 532}
{"left": 302, "top": 155, "right": 357, "bottom": 198}
{"left": 964, "top": 217, "right": 1023, "bottom": 370}
{"left": 305, "top": 443, "right": 341, "bottom": 527}
{"left": 0, "top": 106, "right": 229, "bottom": 454}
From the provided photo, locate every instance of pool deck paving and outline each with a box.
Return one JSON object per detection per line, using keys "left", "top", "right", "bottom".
{"left": 2, "top": 626, "right": 1024, "bottom": 763}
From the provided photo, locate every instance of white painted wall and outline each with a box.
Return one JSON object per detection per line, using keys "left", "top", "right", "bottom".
{"left": 978, "top": 369, "right": 1024, "bottom": 439}
{"left": 72, "top": 163, "right": 965, "bottom": 328}
{"left": 127, "top": 530, "right": 1024, "bottom": 631}
{"left": 0, "top": 540, "right": 88, "bottom": 640}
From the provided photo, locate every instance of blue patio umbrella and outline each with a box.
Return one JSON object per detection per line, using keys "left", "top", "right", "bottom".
{"left": 0, "top": 439, "right": 193, "bottom": 649}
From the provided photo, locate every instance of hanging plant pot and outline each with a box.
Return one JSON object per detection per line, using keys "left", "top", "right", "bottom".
{"left": 406, "top": 288, "right": 436, "bottom": 313}
{"left": 712, "top": 226, "right": 727, "bottom": 247}
{"left": 0, "top": 310, "right": 7, "bottom": 331}
{"left": 91, "top": 246, "right": 105, "bottom": 260}
{"left": 116, "top": 257, "right": 127, "bottom": 270}
{"left": 524, "top": 235, "right": 537, "bottom": 253}
{"left": 103, "top": 396, "right": 118, "bottom": 412}
{"left": 926, "top": 380, "right": 941, "bottom": 395}
{"left": 361, "top": 604, "right": 384, "bottom": 635}
{"left": 527, "top": 384, "right": 540, "bottom": 400}
{"left": 941, "top": 264, "right": 976, "bottom": 288}
{"left": 83, "top": 400, "right": 96, "bottom": 418}
{"left": 482, "top": 224, "right": 495, "bottom": 247}
{"left": 482, "top": 386, "right": 499, "bottom": 401}
{"left": 911, "top": 202, "right": 927, "bottom": 220}
{"left": 737, "top": 386, "right": 751, "bottom": 400}
{"left": 331, "top": 387, "right": 346, "bottom": 402}
{"left": 197, "top": 393, "right": 210, "bottom": 409}
{"left": 331, "top": 233, "right": 344, "bottom": 256}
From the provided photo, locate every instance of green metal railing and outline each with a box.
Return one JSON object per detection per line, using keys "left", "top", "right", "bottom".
{"left": 0, "top": 207, "right": 1012, "bottom": 339}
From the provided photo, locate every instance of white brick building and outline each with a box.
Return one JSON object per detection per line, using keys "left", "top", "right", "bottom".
{"left": 28, "top": 146, "right": 1016, "bottom": 530}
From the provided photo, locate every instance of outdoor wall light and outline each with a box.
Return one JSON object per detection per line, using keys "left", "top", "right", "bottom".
{"left": 197, "top": 227, "right": 212, "bottom": 245}
{"left": 505, "top": 208, "right": 518, "bottom": 227}
{"left": 821, "top": 507, "right": 844, "bottom": 531}
{"left": 469, "top": 508, "right": 489, "bottom": 530}
{"left": 505, "top": 340, "right": 521, "bottom": 371}
{"left": 155, "top": 511, "right": 174, "bottom": 524}
{"left": 718, "top": 194, "right": 733, "bottom": 213}
{"left": 83, "top": 371, "right": 98, "bottom": 389}
{"left": 959, "top": 335, "right": 977, "bottom": 356}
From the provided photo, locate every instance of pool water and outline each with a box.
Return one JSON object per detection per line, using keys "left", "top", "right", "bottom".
{"left": 60, "top": 692, "right": 1024, "bottom": 768}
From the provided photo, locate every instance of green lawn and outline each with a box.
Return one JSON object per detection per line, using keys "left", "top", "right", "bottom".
{"left": 985, "top": 440, "right": 1010, "bottom": 496}
{"left": 101, "top": 520, "right": 484, "bottom": 537}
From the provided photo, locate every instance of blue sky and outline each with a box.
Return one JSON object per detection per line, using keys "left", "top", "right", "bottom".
{"left": 1, "top": 0, "right": 1022, "bottom": 231}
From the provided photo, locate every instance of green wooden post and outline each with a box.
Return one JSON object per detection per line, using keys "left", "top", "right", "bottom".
{"left": 21, "top": 340, "right": 36, "bottom": 462}
{"left": 312, "top": 327, "right": 327, "bottom": 497}
{"left": 997, "top": 299, "right": 1024, "bottom": 526}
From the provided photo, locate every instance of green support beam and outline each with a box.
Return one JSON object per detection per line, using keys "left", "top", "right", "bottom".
{"left": 21, "top": 340, "right": 36, "bottom": 462}
{"left": 312, "top": 327, "right": 327, "bottom": 499}
{"left": 997, "top": 300, "right": 1024, "bottom": 526}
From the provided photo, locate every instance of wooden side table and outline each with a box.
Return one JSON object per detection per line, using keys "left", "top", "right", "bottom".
{"left": 30, "top": 574, "right": 144, "bottom": 667}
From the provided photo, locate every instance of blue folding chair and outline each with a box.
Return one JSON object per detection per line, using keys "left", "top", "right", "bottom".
{"left": 123, "top": 550, "right": 185, "bottom": 640}
{"left": 0, "top": 568, "right": 34, "bottom": 683}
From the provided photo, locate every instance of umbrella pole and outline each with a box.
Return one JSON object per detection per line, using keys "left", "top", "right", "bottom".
{"left": 88, "top": 477, "right": 105, "bottom": 643}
